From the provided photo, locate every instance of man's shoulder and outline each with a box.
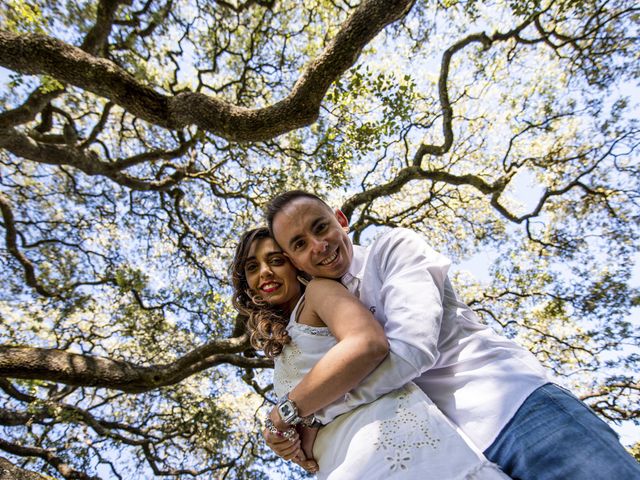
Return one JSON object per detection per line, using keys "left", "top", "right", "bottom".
{"left": 353, "top": 228, "right": 434, "bottom": 270}
{"left": 368, "top": 227, "right": 427, "bottom": 252}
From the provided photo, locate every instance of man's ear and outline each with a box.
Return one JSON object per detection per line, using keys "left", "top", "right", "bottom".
{"left": 335, "top": 209, "right": 350, "bottom": 232}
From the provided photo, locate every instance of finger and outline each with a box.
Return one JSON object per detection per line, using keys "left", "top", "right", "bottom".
{"left": 263, "top": 428, "right": 287, "bottom": 441}
{"left": 263, "top": 429, "right": 299, "bottom": 447}
{"left": 292, "top": 457, "right": 319, "bottom": 474}
{"left": 268, "top": 435, "right": 301, "bottom": 455}
{"left": 263, "top": 427, "right": 299, "bottom": 441}
{"left": 279, "top": 441, "right": 303, "bottom": 460}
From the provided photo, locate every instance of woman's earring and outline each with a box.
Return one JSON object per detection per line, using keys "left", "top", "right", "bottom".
{"left": 296, "top": 275, "right": 310, "bottom": 286}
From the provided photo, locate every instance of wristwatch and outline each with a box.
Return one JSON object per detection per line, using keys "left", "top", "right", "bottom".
{"left": 277, "top": 393, "right": 302, "bottom": 425}
{"left": 276, "top": 393, "right": 322, "bottom": 428}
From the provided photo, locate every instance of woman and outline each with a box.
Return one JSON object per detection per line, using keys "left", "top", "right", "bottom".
{"left": 232, "top": 227, "right": 508, "bottom": 479}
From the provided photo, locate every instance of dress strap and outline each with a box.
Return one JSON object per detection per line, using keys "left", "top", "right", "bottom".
{"left": 289, "top": 294, "right": 306, "bottom": 325}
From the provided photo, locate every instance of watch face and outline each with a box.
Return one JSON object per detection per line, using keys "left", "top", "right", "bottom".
{"left": 278, "top": 398, "right": 298, "bottom": 423}
{"left": 279, "top": 402, "right": 294, "bottom": 418}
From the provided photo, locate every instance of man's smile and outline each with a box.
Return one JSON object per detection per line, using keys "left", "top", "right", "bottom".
{"left": 318, "top": 249, "right": 339, "bottom": 266}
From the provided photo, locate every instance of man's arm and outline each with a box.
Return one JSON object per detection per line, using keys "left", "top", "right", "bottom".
{"left": 315, "top": 228, "right": 449, "bottom": 423}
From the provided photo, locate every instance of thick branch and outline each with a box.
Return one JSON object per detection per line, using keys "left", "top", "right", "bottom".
{"left": 0, "top": 0, "right": 123, "bottom": 137}
{"left": 0, "top": 88, "right": 63, "bottom": 129}
{"left": 0, "top": 336, "right": 273, "bottom": 393}
{"left": 0, "top": 0, "right": 414, "bottom": 141}
{"left": 0, "top": 457, "right": 50, "bottom": 480}
{"left": 81, "top": 0, "right": 129, "bottom": 56}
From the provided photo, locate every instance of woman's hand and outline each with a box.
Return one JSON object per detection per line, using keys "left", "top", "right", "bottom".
{"left": 262, "top": 424, "right": 319, "bottom": 473}
{"left": 263, "top": 407, "right": 302, "bottom": 460}
{"left": 262, "top": 424, "right": 301, "bottom": 460}
{"left": 262, "top": 407, "right": 319, "bottom": 473}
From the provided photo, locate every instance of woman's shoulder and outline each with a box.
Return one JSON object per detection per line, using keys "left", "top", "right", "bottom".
{"left": 296, "top": 279, "right": 339, "bottom": 328}
{"left": 305, "top": 277, "right": 345, "bottom": 296}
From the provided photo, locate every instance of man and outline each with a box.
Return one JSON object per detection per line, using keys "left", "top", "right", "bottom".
{"left": 262, "top": 190, "right": 640, "bottom": 479}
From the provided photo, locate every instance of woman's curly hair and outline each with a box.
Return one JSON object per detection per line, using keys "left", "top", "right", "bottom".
{"left": 230, "top": 227, "right": 300, "bottom": 358}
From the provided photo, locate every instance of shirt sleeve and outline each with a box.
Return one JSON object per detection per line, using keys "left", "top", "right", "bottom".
{"left": 314, "top": 351, "right": 420, "bottom": 423}
{"left": 314, "top": 228, "right": 450, "bottom": 424}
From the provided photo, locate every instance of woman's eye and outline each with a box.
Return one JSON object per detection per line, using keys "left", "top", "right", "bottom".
{"left": 271, "top": 257, "right": 285, "bottom": 265}
{"left": 245, "top": 263, "right": 257, "bottom": 272}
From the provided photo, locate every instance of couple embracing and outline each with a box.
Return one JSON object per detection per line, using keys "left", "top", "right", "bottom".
{"left": 230, "top": 190, "right": 639, "bottom": 479}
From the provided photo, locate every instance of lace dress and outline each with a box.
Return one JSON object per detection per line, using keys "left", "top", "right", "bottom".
{"left": 273, "top": 296, "right": 510, "bottom": 480}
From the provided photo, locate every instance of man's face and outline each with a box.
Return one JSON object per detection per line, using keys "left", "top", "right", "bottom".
{"left": 271, "top": 197, "right": 353, "bottom": 279}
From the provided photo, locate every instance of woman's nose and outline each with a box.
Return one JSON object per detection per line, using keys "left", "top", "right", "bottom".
{"left": 259, "top": 264, "right": 273, "bottom": 277}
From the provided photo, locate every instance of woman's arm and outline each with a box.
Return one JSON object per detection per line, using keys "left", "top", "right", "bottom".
{"left": 269, "top": 277, "right": 389, "bottom": 428}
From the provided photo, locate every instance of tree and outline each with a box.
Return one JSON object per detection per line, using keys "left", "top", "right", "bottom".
{"left": 0, "top": 0, "right": 638, "bottom": 477}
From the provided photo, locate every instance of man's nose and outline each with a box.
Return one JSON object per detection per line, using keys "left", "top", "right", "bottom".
{"left": 310, "top": 237, "right": 328, "bottom": 254}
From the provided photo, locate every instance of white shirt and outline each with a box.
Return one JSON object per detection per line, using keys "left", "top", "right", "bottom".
{"left": 315, "top": 228, "right": 549, "bottom": 451}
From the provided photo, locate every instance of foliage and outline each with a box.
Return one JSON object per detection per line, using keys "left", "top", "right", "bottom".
{"left": 0, "top": 0, "right": 638, "bottom": 478}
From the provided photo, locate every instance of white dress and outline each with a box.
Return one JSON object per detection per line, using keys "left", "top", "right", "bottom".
{"left": 273, "top": 297, "right": 510, "bottom": 480}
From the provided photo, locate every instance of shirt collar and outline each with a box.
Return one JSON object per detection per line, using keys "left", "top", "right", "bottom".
{"left": 341, "top": 243, "right": 367, "bottom": 291}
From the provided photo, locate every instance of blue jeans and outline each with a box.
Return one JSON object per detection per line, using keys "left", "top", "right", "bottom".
{"left": 484, "top": 383, "right": 640, "bottom": 479}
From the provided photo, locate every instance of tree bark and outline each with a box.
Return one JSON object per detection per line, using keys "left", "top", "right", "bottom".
{"left": 0, "top": 337, "right": 273, "bottom": 393}
{"left": 0, "top": 457, "right": 49, "bottom": 480}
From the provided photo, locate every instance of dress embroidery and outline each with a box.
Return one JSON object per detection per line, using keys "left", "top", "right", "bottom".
{"left": 295, "top": 323, "right": 331, "bottom": 336}
{"left": 273, "top": 340, "right": 302, "bottom": 395}
{"left": 373, "top": 386, "right": 441, "bottom": 471}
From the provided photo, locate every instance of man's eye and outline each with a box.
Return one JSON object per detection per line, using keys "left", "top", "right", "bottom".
{"left": 271, "top": 257, "right": 285, "bottom": 265}
{"left": 315, "top": 223, "right": 327, "bottom": 233}
{"left": 293, "top": 240, "right": 305, "bottom": 251}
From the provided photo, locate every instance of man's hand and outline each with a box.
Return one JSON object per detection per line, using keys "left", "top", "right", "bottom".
{"left": 292, "top": 454, "right": 319, "bottom": 474}
{"left": 299, "top": 425, "right": 319, "bottom": 462}
{"left": 292, "top": 425, "right": 319, "bottom": 474}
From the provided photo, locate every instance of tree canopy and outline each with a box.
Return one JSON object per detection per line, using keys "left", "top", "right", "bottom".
{"left": 0, "top": 0, "right": 638, "bottom": 478}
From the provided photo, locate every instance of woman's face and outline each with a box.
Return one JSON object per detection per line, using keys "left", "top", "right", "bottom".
{"left": 244, "top": 237, "right": 302, "bottom": 314}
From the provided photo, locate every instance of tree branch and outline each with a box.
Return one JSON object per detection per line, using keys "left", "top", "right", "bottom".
{"left": 81, "top": 0, "right": 130, "bottom": 56}
{"left": 0, "top": 127, "right": 191, "bottom": 191}
{"left": 0, "top": 192, "right": 55, "bottom": 297}
{"left": 342, "top": 165, "right": 507, "bottom": 220}
{"left": 0, "top": 88, "right": 63, "bottom": 129}
{"left": 0, "top": 336, "right": 273, "bottom": 393}
{"left": 0, "top": 0, "right": 415, "bottom": 141}
{"left": 0, "top": 439, "right": 100, "bottom": 480}
{"left": 0, "top": 457, "right": 50, "bottom": 480}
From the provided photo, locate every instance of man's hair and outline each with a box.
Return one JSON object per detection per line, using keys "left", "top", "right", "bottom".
{"left": 265, "top": 190, "right": 333, "bottom": 233}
